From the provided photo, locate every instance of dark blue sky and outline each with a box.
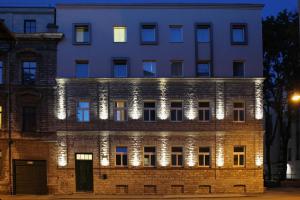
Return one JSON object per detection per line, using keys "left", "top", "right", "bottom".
{"left": 0, "top": 0, "right": 298, "bottom": 17}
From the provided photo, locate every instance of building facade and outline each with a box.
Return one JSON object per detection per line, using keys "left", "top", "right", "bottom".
{"left": 54, "top": 3, "right": 264, "bottom": 194}
{"left": 0, "top": 2, "right": 264, "bottom": 195}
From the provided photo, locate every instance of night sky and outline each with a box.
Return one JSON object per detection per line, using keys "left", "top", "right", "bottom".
{"left": 0, "top": 0, "right": 298, "bottom": 17}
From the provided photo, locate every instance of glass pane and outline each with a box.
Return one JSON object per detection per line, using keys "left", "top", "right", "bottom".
{"left": 114, "top": 64, "right": 128, "bottom": 78}
{"left": 233, "top": 62, "right": 244, "bottom": 77}
{"left": 116, "top": 101, "right": 126, "bottom": 108}
{"left": 144, "top": 147, "right": 155, "bottom": 152}
{"left": 76, "top": 26, "right": 89, "bottom": 43}
{"left": 151, "top": 155, "right": 156, "bottom": 166}
{"left": 234, "top": 102, "right": 244, "bottom": 108}
{"left": 205, "top": 155, "right": 210, "bottom": 166}
{"left": 114, "top": 26, "right": 127, "bottom": 42}
{"left": 234, "top": 155, "right": 239, "bottom": 165}
{"left": 171, "top": 110, "right": 177, "bottom": 121}
{"left": 171, "top": 102, "right": 182, "bottom": 108}
{"left": 144, "top": 102, "right": 155, "bottom": 108}
{"left": 233, "top": 28, "right": 245, "bottom": 42}
{"left": 177, "top": 110, "right": 183, "bottom": 121}
{"left": 144, "top": 110, "right": 150, "bottom": 121}
{"left": 116, "top": 147, "right": 127, "bottom": 153}
{"left": 142, "top": 26, "right": 156, "bottom": 42}
{"left": 77, "top": 110, "right": 83, "bottom": 121}
{"left": 170, "top": 27, "right": 182, "bottom": 42}
{"left": 116, "top": 155, "right": 121, "bottom": 165}
{"left": 76, "top": 63, "right": 89, "bottom": 78}
{"left": 205, "top": 110, "right": 210, "bottom": 121}
{"left": 172, "top": 147, "right": 183, "bottom": 152}
{"left": 79, "top": 102, "right": 89, "bottom": 108}
{"left": 234, "top": 110, "right": 239, "bottom": 121}
{"left": 150, "top": 110, "right": 156, "bottom": 121}
{"left": 234, "top": 146, "right": 244, "bottom": 152}
{"left": 197, "top": 63, "right": 210, "bottom": 77}
{"left": 199, "top": 147, "right": 210, "bottom": 153}
{"left": 178, "top": 155, "right": 183, "bottom": 166}
{"left": 144, "top": 155, "right": 150, "bottom": 166}
{"left": 143, "top": 62, "right": 156, "bottom": 77}
{"left": 171, "top": 61, "right": 183, "bottom": 77}
{"left": 197, "top": 27, "right": 210, "bottom": 42}
{"left": 199, "top": 102, "right": 209, "bottom": 107}
{"left": 199, "top": 155, "right": 204, "bottom": 166}
{"left": 171, "top": 154, "right": 177, "bottom": 166}
{"left": 199, "top": 110, "right": 204, "bottom": 121}
{"left": 83, "top": 110, "right": 89, "bottom": 121}
{"left": 123, "top": 155, "right": 128, "bottom": 166}
{"left": 240, "top": 110, "right": 245, "bottom": 121}
{"left": 240, "top": 155, "right": 244, "bottom": 166}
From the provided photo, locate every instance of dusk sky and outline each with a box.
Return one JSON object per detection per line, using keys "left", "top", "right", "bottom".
{"left": 0, "top": 0, "right": 298, "bottom": 17}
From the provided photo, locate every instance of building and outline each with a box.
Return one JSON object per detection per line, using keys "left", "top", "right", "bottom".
{"left": 54, "top": 2, "right": 264, "bottom": 194}
{"left": 0, "top": 7, "right": 63, "bottom": 194}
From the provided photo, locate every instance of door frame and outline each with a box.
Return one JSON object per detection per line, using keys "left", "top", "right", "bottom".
{"left": 75, "top": 153, "right": 94, "bottom": 192}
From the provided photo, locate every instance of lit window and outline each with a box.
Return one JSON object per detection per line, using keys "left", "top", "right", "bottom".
{"left": 233, "top": 146, "right": 245, "bottom": 167}
{"left": 114, "top": 60, "right": 128, "bottom": 78}
{"left": 114, "top": 26, "right": 127, "bottom": 42}
{"left": 171, "top": 147, "right": 183, "bottom": 167}
{"left": 197, "top": 25, "right": 210, "bottom": 43}
{"left": 0, "top": 106, "right": 2, "bottom": 129}
{"left": 143, "top": 61, "right": 156, "bottom": 77}
{"left": 77, "top": 101, "right": 90, "bottom": 122}
{"left": 233, "top": 61, "right": 245, "bottom": 77}
{"left": 169, "top": 25, "right": 183, "bottom": 43}
{"left": 233, "top": 102, "right": 245, "bottom": 122}
{"left": 24, "top": 20, "right": 36, "bottom": 33}
{"left": 231, "top": 24, "right": 247, "bottom": 44}
{"left": 199, "top": 102, "right": 210, "bottom": 122}
{"left": 114, "top": 101, "right": 127, "bottom": 121}
{"left": 170, "top": 102, "right": 183, "bottom": 122}
{"left": 199, "top": 147, "right": 210, "bottom": 167}
{"left": 171, "top": 61, "right": 183, "bottom": 77}
{"left": 76, "top": 153, "right": 92, "bottom": 160}
{"left": 23, "top": 61, "right": 36, "bottom": 84}
{"left": 23, "top": 107, "right": 36, "bottom": 132}
{"left": 141, "top": 24, "right": 157, "bottom": 44}
{"left": 144, "top": 102, "right": 156, "bottom": 122}
{"left": 74, "top": 24, "right": 90, "bottom": 44}
{"left": 76, "top": 61, "right": 89, "bottom": 78}
{"left": 0, "top": 61, "right": 3, "bottom": 84}
{"left": 116, "top": 147, "right": 128, "bottom": 167}
{"left": 197, "top": 61, "right": 210, "bottom": 77}
{"left": 144, "top": 147, "right": 156, "bottom": 167}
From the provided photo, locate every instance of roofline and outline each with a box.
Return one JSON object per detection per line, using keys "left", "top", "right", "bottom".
{"left": 0, "top": 21, "right": 16, "bottom": 41}
{"left": 56, "top": 3, "right": 264, "bottom": 9}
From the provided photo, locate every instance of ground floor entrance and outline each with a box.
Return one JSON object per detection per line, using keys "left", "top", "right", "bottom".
{"left": 75, "top": 153, "right": 93, "bottom": 192}
{"left": 13, "top": 160, "right": 47, "bottom": 194}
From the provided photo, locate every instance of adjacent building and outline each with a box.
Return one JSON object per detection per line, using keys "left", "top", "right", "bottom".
{"left": 0, "top": 2, "right": 264, "bottom": 195}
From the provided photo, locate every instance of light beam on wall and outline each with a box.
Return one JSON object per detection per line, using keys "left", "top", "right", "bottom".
{"left": 57, "top": 135, "right": 67, "bottom": 167}
{"left": 216, "top": 133, "right": 224, "bottom": 167}
{"left": 57, "top": 80, "right": 66, "bottom": 120}
{"left": 158, "top": 79, "right": 169, "bottom": 120}
{"left": 130, "top": 136, "right": 142, "bottom": 167}
{"left": 186, "top": 137, "right": 197, "bottom": 167}
{"left": 216, "top": 82, "right": 224, "bottom": 120}
{"left": 129, "top": 83, "right": 142, "bottom": 120}
{"left": 100, "top": 134, "right": 110, "bottom": 166}
{"left": 158, "top": 137, "right": 169, "bottom": 167}
{"left": 99, "top": 84, "right": 108, "bottom": 120}
{"left": 255, "top": 80, "right": 264, "bottom": 120}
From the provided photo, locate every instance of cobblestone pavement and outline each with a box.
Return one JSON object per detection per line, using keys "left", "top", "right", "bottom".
{"left": 1, "top": 188, "right": 300, "bottom": 200}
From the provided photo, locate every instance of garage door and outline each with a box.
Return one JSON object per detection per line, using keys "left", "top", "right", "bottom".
{"left": 13, "top": 160, "right": 47, "bottom": 194}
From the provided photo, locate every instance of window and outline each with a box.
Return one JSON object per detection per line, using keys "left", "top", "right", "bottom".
{"left": 144, "top": 147, "right": 156, "bottom": 167}
{"left": 74, "top": 24, "right": 90, "bottom": 44}
{"left": 233, "top": 61, "right": 245, "bottom": 77}
{"left": 113, "top": 59, "right": 128, "bottom": 78}
{"left": 114, "top": 101, "right": 127, "bottom": 121}
{"left": 144, "top": 102, "right": 156, "bottom": 122}
{"left": 143, "top": 61, "right": 156, "bottom": 77}
{"left": 76, "top": 61, "right": 89, "bottom": 78}
{"left": 114, "top": 26, "right": 127, "bottom": 42}
{"left": 77, "top": 101, "right": 90, "bottom": 122}
{"left": 170, "top": 102, "right": 183, "bottom": 122}
{"left": 233, "top": 146, "right": 245, "bottom": 167}
{"left": 199, "top": 102, "right": 210, "bottom": 122}
{"left": 171, "top": 61, "right": 183, "bottom": 77}
{"left": 0, "top": 61, "right": 3, "bottom": 84}
{"left": 22, "top": 61, "right": 36, "bottom": 84}
{"left": 233, "top": 102, "right": 245, "bottom": 122}
{"left": 197, "top": 61, "right": 210, "bottom": 77}
{"left": 24, "top": 20, "right": 36, "bottom": 33}
{"left": 171, "top": 147, "right": 183, "bottom": 167}
{"left": 76, "top": 153, "right": 92, "bottom": 160}
{"left": 116, "top": 147, "right": 128, "bottom": 167}
{"left": 169, "top": 25, "right": 183, "bottom": 43}
{"left": 22, "top": 106, "right": 36, "bottom": 132}
{"left": 197, "top": 25, "right": 210, "bottom": 43}
{"left": 231, "top": 24, "right": 247, "bottom": 44}
{"left": 0, "top": 106, "right": 2, "bottom": 129}
{"left": 199, "top": 147, "right": 210, "bottom": 167}
{"left": 141, "top": 24, "right": 157, "bottom": 44}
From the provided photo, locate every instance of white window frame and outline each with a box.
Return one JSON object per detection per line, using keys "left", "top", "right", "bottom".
{"left": 170, "top": 101, "right": 183, "bottom": 122}
{"left": 233, "top": 102, "right": 245, "bottom": 122}
{"left": 233, "top": 146, "right": 245, "bottom": 167}
{"left": 115, "top": 146, "right": 128, "bottom": 167}
{"left": 144, "top": 146, "right": 156, "bottom": 167}
{"left": 143, "top": 101, "right": 156, "bottom": 122}
{"left": 171, "top": 146, "right": 183, "bottom": 167}
{"left": 114, "top": 101, "right": 127, "bottom": 122}
{"left": 199, "top": 147, "right": 210, "bottom": 167}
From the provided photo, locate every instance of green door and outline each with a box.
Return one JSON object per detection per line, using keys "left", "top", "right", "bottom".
{"left": 75, "top": 153, "right": 93, "bottom": 192}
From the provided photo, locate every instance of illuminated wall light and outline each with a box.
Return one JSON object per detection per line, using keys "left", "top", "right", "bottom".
{"left": 57, "top": 80, "right": 66, "bottom": 120}
{"left": 255, "top": 132, "right": 264, "bottom": 167}
{"left": 255, "top": 80, "right": 264, "bottom": 120}
{"left": 158, "top": 137, "right": 169, "bottom": 167}
{"left": 158, "top": 79, "right": 169, "bottom": 120}
{"left": 255, "top": 153, "right": 263, "bottom": 167}
{"left": 186, "top": 137, "right": 197, "bottom": 167}
{"left": 129, "top": 83, "right": 142, "bottom": 120}
{"left": 286, "top": 163, "right": 292, "bottom": 179}
{"left": 130, "top": 136, "right": 142, "bottom": 167}
{"left": 216, "top": 82, "right": 225, "bottom": 120}
{"left": 57, "top": 135, "right": 67, "bottom": 167}
{"left": 100, "top": 134, "right": 110, "bottom": 166}
{"left": 99, "top": 85, "right": 108, "bottom": 120}
{"left": 216, "top": 133, "right": 224, "bottom": 167}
